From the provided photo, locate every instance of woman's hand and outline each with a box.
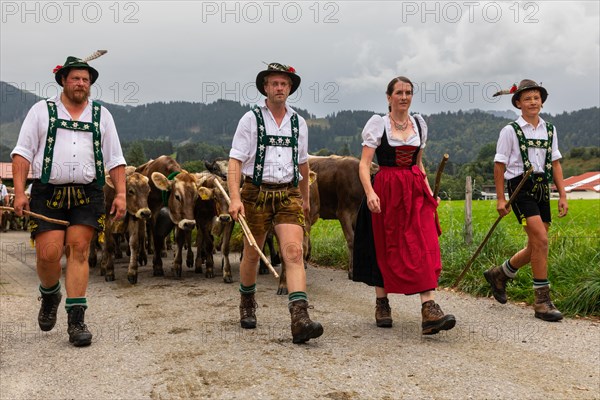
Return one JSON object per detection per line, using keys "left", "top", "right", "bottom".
{"left": 366, "top": 192, "right": 381, "bottom": 213}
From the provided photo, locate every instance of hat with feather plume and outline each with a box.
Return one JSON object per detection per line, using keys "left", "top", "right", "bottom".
{"left": 493, "top": 79, "right": 548, "bottom": 109}
{"left": 53, "top": 50, "right": 107, "bottom": 86}
{"left": 255, "top": 62, "right": 301, "bottom": 96}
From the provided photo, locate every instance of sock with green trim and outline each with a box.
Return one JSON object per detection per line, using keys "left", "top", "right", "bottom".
{"left": 239, "top": 283, "right": 256, "bottom": 295}
{"left": 288, "top": 291, "right": 308, "bottom": 305}
{"left": 65, "top": 297, "right": 88, "bottom": 312}
{"left": 533, "top": 278, "right": 550, "bottom": 289}
{"left": 502, "top": 259, "right": 518, "bottom": 278}
{"left": 39, "top": 282, "right": 61, "bottom": 295}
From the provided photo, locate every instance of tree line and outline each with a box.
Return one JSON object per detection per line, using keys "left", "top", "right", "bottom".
{"left": 1, "top": 81, "right": 598, "bottom": 197}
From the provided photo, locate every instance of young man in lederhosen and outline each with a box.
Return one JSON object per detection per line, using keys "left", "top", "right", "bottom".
{"left": 11, "top": 51, "right": 127, "bottom": 346}
{"left": 485, "top": 80, "right": 568, "bottom": 322}
{"left": 227, "top": 63, "right": 323, "bottom": 344}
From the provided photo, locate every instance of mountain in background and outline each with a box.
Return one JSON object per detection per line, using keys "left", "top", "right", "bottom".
{"left": 1, "top": 81, "right": 598, "bottom": 166}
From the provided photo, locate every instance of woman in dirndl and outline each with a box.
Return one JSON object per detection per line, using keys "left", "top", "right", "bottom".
{"left": 353, "top": 76, "right": 456, "bottom": 335}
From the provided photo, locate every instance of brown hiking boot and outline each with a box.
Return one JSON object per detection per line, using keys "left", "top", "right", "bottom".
{"left": 288, "top": 300, "right": 323, "bottom": 344}
{"left": 483, "top": 266, "right": 511, "bottom": 304}
{"left": 38, "top": 291, "right": 62, "bottom": 332}
{"left": 67, "top": 306, "right": 93, "bottom": 347}
{"left": 421, "top": 300, "right": 456, "bottom": 335}
{"left": 534, "top": 286, "right": 563, "bottom": 322}
{"left": 239, "top": 292, "right": 257, "bottom": 329}
{"left": 375, "top": 297, "right": 393, "bottom": 328}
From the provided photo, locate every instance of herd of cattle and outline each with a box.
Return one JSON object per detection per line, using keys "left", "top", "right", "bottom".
{"left": 2, "top": 155, "right": 377, "bottom": 291}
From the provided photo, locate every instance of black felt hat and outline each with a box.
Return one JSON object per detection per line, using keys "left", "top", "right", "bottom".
{"left": 255, "top": 62, "right": 301, "bottom": 96}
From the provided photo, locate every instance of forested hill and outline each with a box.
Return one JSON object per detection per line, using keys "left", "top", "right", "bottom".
{"left": 1, "top": 81, "right": 598, "bottom": 165}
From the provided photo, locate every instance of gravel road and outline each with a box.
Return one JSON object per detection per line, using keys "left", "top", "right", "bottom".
{"left": 1, "top": 230, "right": 598, "bottom": 400}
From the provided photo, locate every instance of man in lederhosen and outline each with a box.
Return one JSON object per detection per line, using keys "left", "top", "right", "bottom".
{"left": 11, "top": 51, "right": 126, "bottom": 346}
{"left": 227, "top": 63, "right": 323, "bottom": 344}
{"left": 485, "top": 79, "right": 568, "bottom": 321}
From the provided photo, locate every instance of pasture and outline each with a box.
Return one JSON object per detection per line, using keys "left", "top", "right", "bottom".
{"left": 309, "top": 199, "right": 600, "bottom": 317}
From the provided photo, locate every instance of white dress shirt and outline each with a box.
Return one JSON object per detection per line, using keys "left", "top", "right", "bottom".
{"left": 11, "top": 96, "right": 126, "bottom": 185}
{"left": 361, "top": 114, "right": 428, "bottom": 149}
{"left": 229, "top": 99, "right": 309, "bottom": 184}
{"left": 494, "top": 116, "right": 562, "bottom": 180}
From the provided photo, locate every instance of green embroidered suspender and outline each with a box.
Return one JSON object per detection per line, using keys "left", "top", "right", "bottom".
{"left": 42, "top": 101, "right": 105, "bottom": 185}
{"left": 251, "top": 106, "right": 300, "bottom": 187}
{"left": 510, "top": 121, "right": 554, "bottom": 183}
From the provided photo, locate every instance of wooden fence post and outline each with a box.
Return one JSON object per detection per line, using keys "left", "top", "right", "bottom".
{"left": 464, "top": 176, "right": 473, "bottom": 245}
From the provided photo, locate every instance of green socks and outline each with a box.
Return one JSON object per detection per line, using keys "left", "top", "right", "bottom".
{"left": 39, "top": 282, "right": 61, "bottom": 295}
{"left": 288, "top": 291, "right": 308, "bottom": 304}
{"left": 65, "top": 297, "right": 88, "bottom": 312}
{"left": 239, "top": 283, "right": 256, "bottom": 295}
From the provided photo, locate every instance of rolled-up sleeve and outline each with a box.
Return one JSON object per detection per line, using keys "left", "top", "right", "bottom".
{"left": 11, "top": 102, "right": 43, "bottom": 163}
{"left": 494, "top": 125, "right": 514, "bottom": 165}
{"left": 361, "top": 115, "right": 384, "bottom": 148}
{"left": 229, "top": 112, "right": 254, "bottom": 162}
{"left": 100, "top": 107, "right": 126, "bottom": 171}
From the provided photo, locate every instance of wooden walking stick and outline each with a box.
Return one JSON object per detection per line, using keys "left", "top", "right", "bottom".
{"left": 213, "top": 179, "right": 280, "bottom": 279}
{"left": 452, "top": 167, "right": 533, "bottom": 288}
{"left": 432, "top": 154, "right": 449, "bottom": 236}
{"left": 433, "top": 154, "right": 449, "bottom": 198}
{"left": 0, "top": 206, "right": 70, "bottom": 226}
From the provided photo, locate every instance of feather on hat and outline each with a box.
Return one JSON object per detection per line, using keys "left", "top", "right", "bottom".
{"left": 494, "top": 79, "right": 548, "bottom": 109}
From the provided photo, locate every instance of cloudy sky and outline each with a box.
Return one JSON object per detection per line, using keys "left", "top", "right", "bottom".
{"left": 1, "top": 0, "right": 599, "bottom": 117}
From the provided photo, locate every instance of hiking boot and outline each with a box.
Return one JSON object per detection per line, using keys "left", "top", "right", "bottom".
{"left": 38, "top": 291, "right": 62, "bottom": 332}
{"left": 239, "top": 292, "right": 257, "bottom": 329}
{"left": 289, "top": 300, "right": 323, "bottom": 344}
{"left": 483, "top": 266, "right": 511, "bottom": 304}
{"left": 421, "top": 300, "right": 456, "bottom": 335}
{"left": 67, "top": 306, "right": 93, "bottom": 347}
{"left": 375, "top": 297, "right": 393, "bottom": 328}
{"left": 534, "top": 286, "right": 563, "bottom": 322}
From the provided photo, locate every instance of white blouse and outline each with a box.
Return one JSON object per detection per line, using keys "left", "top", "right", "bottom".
{"left": 361, "top": 114, "right": 428, "bottom": 149}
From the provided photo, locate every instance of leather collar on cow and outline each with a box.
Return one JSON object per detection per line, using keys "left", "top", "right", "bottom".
{"left": 161, "top": 171, "right": 181, "bottom": 207}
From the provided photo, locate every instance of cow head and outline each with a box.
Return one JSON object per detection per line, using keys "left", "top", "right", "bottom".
{"left": 106, "top": 168, "right": 152, "bottom": 220}
{"left": 195, "top": 172, "right": 232, "bottom": 223}
{"left": 151, "top": 170, "right": 199, "bottom": 230}
{"left": 204, "top": 159, "right": 229, "bottom": 180}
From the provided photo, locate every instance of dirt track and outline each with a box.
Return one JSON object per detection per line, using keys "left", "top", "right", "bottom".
{"left": 1, "top": 230, "right": 598, "bottom": 400}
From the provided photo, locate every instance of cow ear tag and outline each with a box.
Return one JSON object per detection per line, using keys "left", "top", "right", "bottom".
{"left": 198, "top": 187, "right": 212, "bottom": 200}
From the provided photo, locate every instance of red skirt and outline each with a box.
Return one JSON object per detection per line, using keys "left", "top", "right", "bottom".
{"left": 371, "top": 165, "right": 441, "bottom": 294}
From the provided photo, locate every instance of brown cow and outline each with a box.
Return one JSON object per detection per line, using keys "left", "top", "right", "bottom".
{"left": 136, "top": 156, "right": 202, "bottom": 278}
{"left": 204, "top": 159, "right": 228, "bottom": 180}
{"left": 205, "top": 159, "right": 284, "bottom": 279}
{"left": 100, "top": 167, "right": 152, "bottom": 283}
{"left": 193, "top": 172, "right": 234, "bottom": 282}
{"left": 308, "top": 155, "right": 378, "bottom": 279}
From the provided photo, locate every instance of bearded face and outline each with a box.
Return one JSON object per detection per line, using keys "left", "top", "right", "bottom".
{"left": 61, "top": 69, "right": 91, "bottom": 104}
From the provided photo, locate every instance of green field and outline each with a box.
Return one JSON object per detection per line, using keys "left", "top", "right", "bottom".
{"left": 309, "top": 199, "right": 600, "bottom": 317}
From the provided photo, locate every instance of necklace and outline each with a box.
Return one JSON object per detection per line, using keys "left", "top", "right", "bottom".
{"left": 390, "top": 114, "right": 409, "bottom": 131}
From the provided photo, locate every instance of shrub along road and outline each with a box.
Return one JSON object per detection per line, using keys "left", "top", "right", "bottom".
{"left": 1, "top": 230, "right": 598, "bottom": 399}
